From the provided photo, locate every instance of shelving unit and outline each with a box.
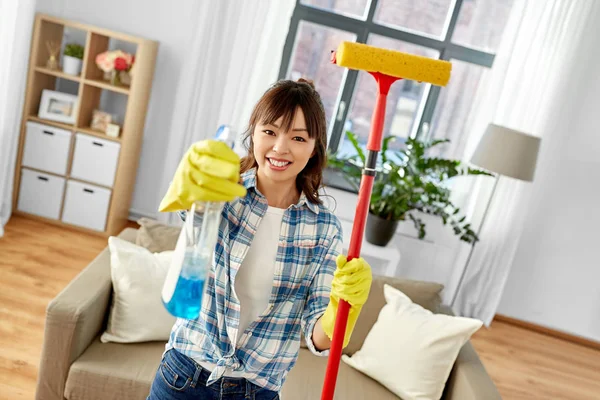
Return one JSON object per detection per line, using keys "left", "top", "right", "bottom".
{"left": 12, "top": 13, "right": 158, "bottom": 236}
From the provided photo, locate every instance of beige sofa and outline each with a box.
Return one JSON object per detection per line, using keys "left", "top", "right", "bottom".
{"left": 35, "top": 227, "right": 501, "bottom": 400}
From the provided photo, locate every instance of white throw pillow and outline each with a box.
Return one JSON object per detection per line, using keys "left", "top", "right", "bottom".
{"left": 101, "top": 236, "right": 176, "bottom": 343}
{"left": 342, "top": 284, "right": 483, "bottom": 400}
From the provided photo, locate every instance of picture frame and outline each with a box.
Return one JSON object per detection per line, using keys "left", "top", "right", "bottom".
{"left": 38, "top": 89, "right": 78, "bottom": 124}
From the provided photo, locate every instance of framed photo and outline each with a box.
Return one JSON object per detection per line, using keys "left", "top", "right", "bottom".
{"left": 38, "top": 89, "right": 78, "bottom": 124}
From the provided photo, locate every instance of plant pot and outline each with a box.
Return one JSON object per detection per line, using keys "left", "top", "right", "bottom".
{"left": 365, "top": 212, "right": 399, "bottom": 247}
{"left": 62, "top": 55, "right": 82, "bottom": 76}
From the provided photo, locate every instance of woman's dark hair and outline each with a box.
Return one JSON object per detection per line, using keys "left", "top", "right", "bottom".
{"left": 240, "top": 78, "right": 327, "bottom": 204}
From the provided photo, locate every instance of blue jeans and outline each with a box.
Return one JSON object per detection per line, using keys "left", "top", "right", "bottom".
{"left": 148, "top": 349, "right": 280, "bottom": 400}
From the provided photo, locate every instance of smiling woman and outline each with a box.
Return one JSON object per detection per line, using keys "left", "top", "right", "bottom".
{"left": 149, "top": 78, "right": 374, "bottom": 399}
{"left": 240, "top": 79, "right": 328, "bottom": 206}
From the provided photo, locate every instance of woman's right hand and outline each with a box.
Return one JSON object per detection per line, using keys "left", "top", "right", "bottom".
{"left": 158, "top": 140, "right": 247, "bottom": 212}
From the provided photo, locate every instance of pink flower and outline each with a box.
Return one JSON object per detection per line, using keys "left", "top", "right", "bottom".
{"left": 95, "top": 50, "right": 134, "bottom": 73}
{"left": 95, "top": 52, "right": 114, "bottom": 73}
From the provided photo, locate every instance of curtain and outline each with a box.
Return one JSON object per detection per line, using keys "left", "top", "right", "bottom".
{"left": 156, "top": 0, "right": 295, "bottom": 226}
{"left": 0, "top": 0, "right": 36, "bottom": 237}
{"left": 450, "top": 0, "right": 599, "bottom": 324}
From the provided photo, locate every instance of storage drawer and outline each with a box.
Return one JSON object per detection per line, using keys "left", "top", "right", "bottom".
{"left": 61, "top": 180, "right": 111, "bottom": 231}
{"left": 70, "top": 133, "right": 121, "bottom": 187}
{"left": 22, "top": 122, "right": 72, "bottom": 175}
{"left": 17, "top": 168, "right": 65, "bottom": 220}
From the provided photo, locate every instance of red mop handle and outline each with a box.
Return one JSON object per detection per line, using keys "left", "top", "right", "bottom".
{"left": 321, "top": 72, "right": 400, "bottom": 400}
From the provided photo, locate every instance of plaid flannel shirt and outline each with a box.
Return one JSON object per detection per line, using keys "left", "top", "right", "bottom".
{"left": 166, "top": 168, "right": 342, "bottom": 392}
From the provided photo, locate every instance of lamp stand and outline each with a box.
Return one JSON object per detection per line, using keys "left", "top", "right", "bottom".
{"left": 450, "top": 173, "right": 501, "bottom": 309}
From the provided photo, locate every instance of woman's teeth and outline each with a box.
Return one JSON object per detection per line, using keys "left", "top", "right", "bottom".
{"left": 269, "top": 158, "right": 290, "bottom": 167}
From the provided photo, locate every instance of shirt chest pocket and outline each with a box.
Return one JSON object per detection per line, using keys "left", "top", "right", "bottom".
{"left": 288, "top": 237, "right": 329, "bottom": 282}
{"left": 271, "top": 237, "right": 319, "bottom": 300}
{"left": 293, "top": 237, "right": 319, "bottom": 264}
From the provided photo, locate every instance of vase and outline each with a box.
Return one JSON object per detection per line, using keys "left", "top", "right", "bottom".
{"left": 365, "top": 212, "right": 399, "bottom": 247}
{"left": 110, "top": 70, "right": 121, "bottom": 86}
{"left": 46, "top": 55, "right": 59, "bottom": 70}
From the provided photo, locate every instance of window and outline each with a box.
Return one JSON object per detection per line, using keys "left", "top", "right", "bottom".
{"left": 286, "top": 21, "right": 356, "bottom": 126}
{"left": 279, "top": 0, "right": 516, "bottom": 190}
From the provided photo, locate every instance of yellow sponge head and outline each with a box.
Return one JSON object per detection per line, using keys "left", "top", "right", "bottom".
{"left": 336, "top": 41, "right": 451, "bottom": 87}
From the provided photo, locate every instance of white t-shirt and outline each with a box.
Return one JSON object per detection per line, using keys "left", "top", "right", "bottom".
{"left": 200, "top": 206, "right": 284, "bottom": 378}
{"left": 234, "top": 206, "right": 284, "bottom": 337}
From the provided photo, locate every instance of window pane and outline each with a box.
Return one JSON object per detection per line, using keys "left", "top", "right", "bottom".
{"left": 374, "top": 0, "right": 453, "bottom": 38}
{"left": 452, "top": 0, "right": 516, "bottom": 52}
{"left": 338, "top": 35, "right": 438, "bottom": 158}
{"left": 300, "top": 0, "right": 369, "bottom": 19}
{"left": 286, "top": 21, "right": 356, "bottom": 128}
{"left": 429, "top": 59, "right": 490, "bottom": 159}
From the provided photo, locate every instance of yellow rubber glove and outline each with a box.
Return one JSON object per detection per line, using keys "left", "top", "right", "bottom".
{"left": 321, "top": 254, "right": 372, "bottom": 348}
{"left": 158, "top": 140, "right": 247, "bottom": 212}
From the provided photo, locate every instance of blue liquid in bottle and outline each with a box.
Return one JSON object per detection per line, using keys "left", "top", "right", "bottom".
{"left": 162, "top": 251, "right": 209, "bottom": 319}
{"left": 162, "top": 141, "right": 225, "bottom": 321}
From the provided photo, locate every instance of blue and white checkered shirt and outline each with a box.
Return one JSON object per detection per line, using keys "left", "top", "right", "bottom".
{"left": 166, "top": 168, "right": 343, "bottom": 392}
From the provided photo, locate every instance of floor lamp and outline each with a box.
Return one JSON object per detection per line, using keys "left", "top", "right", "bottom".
{"left": 450, "top": 123, "right": 541, "bottom": 308}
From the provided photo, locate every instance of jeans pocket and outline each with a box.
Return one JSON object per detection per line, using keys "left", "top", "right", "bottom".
{"left": 159, "top": 351, "right": 193, "bottom": 392}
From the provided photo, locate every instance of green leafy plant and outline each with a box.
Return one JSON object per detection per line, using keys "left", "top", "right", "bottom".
{"left": 328, "top": 132, "right": 492, "bottom": 243}
{"left": 64, "top": 43, "right": 84, "bottom": 59}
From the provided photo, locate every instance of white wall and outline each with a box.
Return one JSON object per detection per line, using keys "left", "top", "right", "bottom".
{"left": 36, "top": 0, "right": 201, "bottom": 218}
{"left": 496, "top": 43, "right": 600, "bottom": 342}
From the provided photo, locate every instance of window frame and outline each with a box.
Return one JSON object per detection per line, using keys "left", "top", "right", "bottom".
{"left": 278, "top": 0, "right": 498, "bottom": 191}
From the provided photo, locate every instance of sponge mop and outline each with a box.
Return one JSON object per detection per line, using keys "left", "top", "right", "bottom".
{"left": 334, "top": 41, "right": 451, "bottom": 86}
{"left": 322, "top": 41, "right": 452, "bottom": 400}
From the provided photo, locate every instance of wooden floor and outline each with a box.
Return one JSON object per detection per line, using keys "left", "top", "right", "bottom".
{"left": 1, "top": 215, "right": 600, "bottom": 400}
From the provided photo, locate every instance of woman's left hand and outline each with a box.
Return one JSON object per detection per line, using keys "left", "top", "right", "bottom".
{"left": 320, "top": 255, "right": 372, "bottom": 348}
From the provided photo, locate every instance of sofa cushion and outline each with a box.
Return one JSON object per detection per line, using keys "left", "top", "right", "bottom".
{"left": 101, "top": 237, "right": 176, "bottom": 343}
{"left": 300, "top": 275, "right": 444, "bottom": 354}
{"left": 344, "top": 275, "right": 444, "bottom": 355}
{"left": 281, "top": 348, "right": 399, "bottom": 400}
{"left": 136, "top": 217, "right": 180, "bottom": 253}
{"left": 120, "top": 227, "right": 139, "bottom": 243}
{"left": 342, "top": 285, "right": 482, "bottom": 400}
{"left": 64, "top": 337, "right": 164, "bottom": 400}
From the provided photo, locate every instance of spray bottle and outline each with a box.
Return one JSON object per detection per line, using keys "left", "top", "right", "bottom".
{"left": 161, "top": 125, "right": 237, "bottom": 319}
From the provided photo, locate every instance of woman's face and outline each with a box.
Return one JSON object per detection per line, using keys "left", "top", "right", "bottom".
{"left": 252, "top": 107, "right": 316, "bottom": 187}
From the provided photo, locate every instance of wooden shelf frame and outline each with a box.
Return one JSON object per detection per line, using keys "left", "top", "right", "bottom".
{"left": 13, "top": 13, "right": 158, "bottom": 236}
{"left": 84, "top": 78, "right": 130, "bottom": 94}
{"left": 34, "top": 66, "right": 82, "bottom": 82}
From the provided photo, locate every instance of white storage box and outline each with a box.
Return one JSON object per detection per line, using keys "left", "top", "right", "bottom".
{"left": 62, "top": 180, "right": 112, "bottom": 231}
{"left": 70, "top": 133, "right": 121, "bottom": 187}
{"left": 22, "top": 122, "right": 72, "bottom": 175}
{"left": 17, "top": 168, "right": 65, "bottom": 220}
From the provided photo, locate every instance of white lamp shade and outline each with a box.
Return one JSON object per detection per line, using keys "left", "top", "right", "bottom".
{"left": 470, "top": 123, "right": 541, "bottom": 181}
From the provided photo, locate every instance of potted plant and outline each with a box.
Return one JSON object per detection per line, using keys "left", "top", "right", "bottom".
{"left": 62, "top": 43, "right": 84, "bottom": 76}
{"left": 328, "top": 132, "right": 492, "bottom": 246}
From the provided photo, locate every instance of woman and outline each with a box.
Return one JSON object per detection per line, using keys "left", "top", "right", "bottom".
{"left": 149, "top": 79, "right": 372, "bottom": 400}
